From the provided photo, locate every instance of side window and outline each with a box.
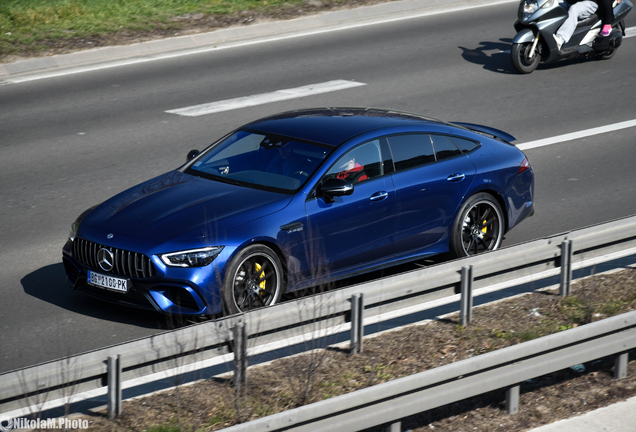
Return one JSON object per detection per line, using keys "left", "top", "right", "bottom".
{"left": 387, "top": 134, "right": 435, "bottom": 172}
{"left": 449, "top": 136, "right": 480, "bottom": 154}
{"left": 430, "top": 135, "right": 462, "bottom": 161}
{"left": 324, "top": 140, "right": 383, "bottom": 183}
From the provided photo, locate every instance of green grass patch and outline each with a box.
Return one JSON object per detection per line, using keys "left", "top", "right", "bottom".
{"left": 559, "top": 295, "right": 593, "bottom": 324}
{"left": 205, "top": 400, "right": 236, "bottom": 426}
{"left": 598, "top": 301, "right": 624, "bottom": 316}
{"left": 145, "top": 424, "right": 182, "bottom": 432}
{"left": 0, "top": 0, "right": 308, "bottom": 57}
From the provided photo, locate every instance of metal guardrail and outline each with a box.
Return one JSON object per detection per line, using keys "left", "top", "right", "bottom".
{"left": 221, "top": 309, "right": 636, "bottom": 432}
{"left": 1, "top": 214, "right": 636, "bottom": 418}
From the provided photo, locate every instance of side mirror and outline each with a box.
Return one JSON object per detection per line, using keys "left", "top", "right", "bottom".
{"left": 187, "top": 149, "right": 200, "bottom": 161}
{"left": 320, "top": 178, "right": 354, "bottom": 203}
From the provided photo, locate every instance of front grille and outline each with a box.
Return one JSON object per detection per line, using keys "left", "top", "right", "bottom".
{"left": 73, "top": 238, "right": 156, "bottom": 278}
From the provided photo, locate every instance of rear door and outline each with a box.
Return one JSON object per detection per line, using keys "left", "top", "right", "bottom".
{"left": 388, "top": 134, "right": 476, "bottom": 254}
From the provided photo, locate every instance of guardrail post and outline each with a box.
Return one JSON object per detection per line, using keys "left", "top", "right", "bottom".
{"left": 386, "top": 421, "right": 401, "bottom": 431}
{"left": 560, "top": 239, "right": 573, "bottom": 297}
{"left": 233, "top": 320, "right": 248, "bottom": 393}
{"left": 107, "top": 354, "right": 122, "bottom": 420}
{"left": 460, "top": 265, "right": 473, "bottom": 327}
{"left": 351, "top": 293, "right": 364, "bottom": 354}
{"left": 615, "top": 352, "right": 629, "bottom": 379}
{"left": 505, "top": 385, "right": 520, "bottom": 414}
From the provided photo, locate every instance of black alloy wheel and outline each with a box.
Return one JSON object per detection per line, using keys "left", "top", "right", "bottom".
{"left": 223, "top": 244, "right": 283, "bottom": 315}
{"left": 450, "top": 193, "right": 504, "bottom": 257}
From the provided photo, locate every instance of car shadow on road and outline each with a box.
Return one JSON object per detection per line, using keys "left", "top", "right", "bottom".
{"left": 459, "top": 39, "right": 521, "bottom": 74}
{"left": 21, "top": 263, "right": 179, "bottom": 330}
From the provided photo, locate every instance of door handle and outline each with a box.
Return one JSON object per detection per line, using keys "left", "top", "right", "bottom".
{"left": 370, "top": 191, "right": 389, "bottom": 201}
{"left": 280, "top": 221, "right": 303, "bottom": 231}
{"left": 447, "top": 173, "right": 465, "bottom": 182}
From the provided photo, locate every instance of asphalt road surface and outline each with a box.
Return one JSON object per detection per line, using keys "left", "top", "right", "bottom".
{"left": 1, "top": 0, "right": 635, "bottom": 374}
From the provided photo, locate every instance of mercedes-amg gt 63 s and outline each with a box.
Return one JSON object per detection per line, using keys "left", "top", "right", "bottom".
{"left": 63, "top": 108, "right": 535, "bottom": 316}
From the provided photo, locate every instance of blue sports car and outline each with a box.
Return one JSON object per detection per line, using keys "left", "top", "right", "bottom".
{"left": 62, "top": 108, "right": 534, "bottom": 316}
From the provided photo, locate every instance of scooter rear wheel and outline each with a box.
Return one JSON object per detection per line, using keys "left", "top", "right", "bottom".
{"left": 596, "top": 24, "right": 619, "bottom": 60}
{"left": 511, "top": 42, "right": 541, "bottom": 74}
{"left": 596, "top": 48, "right": 617, "bottom": 60}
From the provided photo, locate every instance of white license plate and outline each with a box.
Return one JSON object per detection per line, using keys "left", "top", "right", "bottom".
{"left": 87, "top": 271, "right": 129, "bottom": 293}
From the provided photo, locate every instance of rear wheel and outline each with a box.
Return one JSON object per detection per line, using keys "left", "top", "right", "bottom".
{"left": 222, "top": 244, "right": 283, "bottom": 315}
{"left": 597, "top": 49, "right": 616, "bottom": 60}
{"left": 596, "top": 24, "right": 621, "bottom": 60}
{"left": 596, "top": 35, "right": 617, "bottom": 60}
{"left": 511, "top": 42, "right": 541, "bottom": 74}
{"left": 450, "top": 193, "right": 504, "bottom": 257}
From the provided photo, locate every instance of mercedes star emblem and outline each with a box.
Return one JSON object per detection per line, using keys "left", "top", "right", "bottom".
{"left": 97, "top": 248, "right": 115, "bottom": 272}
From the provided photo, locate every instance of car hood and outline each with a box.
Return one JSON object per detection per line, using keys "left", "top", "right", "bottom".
{"left": 82, "top": 170, "right": 292, "bottom": 243}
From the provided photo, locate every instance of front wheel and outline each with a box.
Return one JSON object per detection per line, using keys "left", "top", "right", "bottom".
{"left": 450, "top": 193, "right": 504, "bottom": 257}
{"left": 511, "top": 42, "right": 541, "bottom": 74}
{"left": 222, "top": 244, "right": 284, "bottom": 315}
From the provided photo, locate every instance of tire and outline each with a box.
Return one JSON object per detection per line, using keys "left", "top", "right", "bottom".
{"left": 596, "top": 24, "right": 620, "bottom": 60}
{"left": 511, "top": 42, "right": 541, "bottom": 74}
{"left": 450, "top": 193, "right": 504, "bottom": 258}
{"left": 596, "top": 49, "right": 616, "bottom": 60}
{"left": 222, "top": 244, "right": 284, "bottom": 315}
{"left": 596, "top": 48, "right": 616, "bottom": 60}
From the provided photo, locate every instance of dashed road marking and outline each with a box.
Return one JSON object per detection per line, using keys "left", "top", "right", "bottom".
{"left": 517, "top": 119, "right": 636, "bottom": 150}
{"left": 165, "top": 80, "right": 367, "bottom": 116}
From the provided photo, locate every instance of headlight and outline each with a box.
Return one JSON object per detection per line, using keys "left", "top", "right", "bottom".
{"left": 160, "top": 246, "right": 224, "bottom": 268}
{"left": 540, "top": 0, "right": 556, "bottom": 8}
{"left": 68, "top": 205, "right": 98, "bottom": 242}
{"left": 69, "top": 219, "right": 80, "bottom": 242}
{"left": 523, "top": 0, "right": 538, "bottom": 13}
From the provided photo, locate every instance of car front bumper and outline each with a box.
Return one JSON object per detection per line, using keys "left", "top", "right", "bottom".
{"left": 62, "top": 239, "right": 223, "bottom": 316}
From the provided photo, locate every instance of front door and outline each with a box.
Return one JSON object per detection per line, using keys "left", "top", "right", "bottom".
{"left": 302, "top": 140, "right": 395, "bottom": 282}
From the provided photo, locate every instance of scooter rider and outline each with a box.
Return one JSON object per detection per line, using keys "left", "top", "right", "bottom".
{"left": 597, "top": 0, "right": 618, "bottom": 35}
{"left": 553, "top": 0, "right": 622, "bottom": 49}
{"left": 553, "top": 0, "right": 599, "bottom": 49}
{"left": 512, "top": 0, "right": 631, "bottom": 73}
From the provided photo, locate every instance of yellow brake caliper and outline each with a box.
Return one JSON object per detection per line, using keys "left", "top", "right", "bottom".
{"left": 482, "top": 219, "right": 488, "bottom": 234}
{"left": 255, "top": 263, "right": 266, "bottom": 291}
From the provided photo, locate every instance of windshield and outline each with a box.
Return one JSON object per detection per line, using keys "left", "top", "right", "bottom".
{"left": 186, "top": 130, "right": 332, "bottom": 193}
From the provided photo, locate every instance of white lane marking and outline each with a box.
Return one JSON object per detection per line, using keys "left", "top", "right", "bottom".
{"left": 165, "top": 80, "right": 367, "bottom": 116}
{"left": 517, "top": 119, "right": 636, "bottom": 150}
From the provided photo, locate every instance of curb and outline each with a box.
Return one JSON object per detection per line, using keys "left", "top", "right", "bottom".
{"left": 0, "top": 0, "right": 512, "bottom": 80}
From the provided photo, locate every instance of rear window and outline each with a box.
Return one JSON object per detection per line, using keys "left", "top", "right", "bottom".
{"left": 448, "top": 136, "right": 480, "bottom": 154}
{"left": 387, "top": 134, "right": 435, "bottom": 172}
{"left": 430, "top": 135, "right": 462, "bottom": 160}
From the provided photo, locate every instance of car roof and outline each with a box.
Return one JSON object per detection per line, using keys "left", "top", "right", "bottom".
{"left": 243, "top": 107, "right": 450, "bottom": 147}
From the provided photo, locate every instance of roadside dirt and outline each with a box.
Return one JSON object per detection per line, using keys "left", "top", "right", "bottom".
{"left": 51, "top": 266, "right": 636, "bottom": 432}
{"left": 0, "top": 0, "right": 394, "bottom": 64}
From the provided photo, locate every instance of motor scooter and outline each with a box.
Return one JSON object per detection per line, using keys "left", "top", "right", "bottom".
{"left": 511, "top": 0, "right": 632, "bottom": 73}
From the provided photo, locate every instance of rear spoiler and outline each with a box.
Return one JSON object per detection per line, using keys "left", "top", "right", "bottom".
{"left": 451, "top": 122, "right": 516, "bottom": 144}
